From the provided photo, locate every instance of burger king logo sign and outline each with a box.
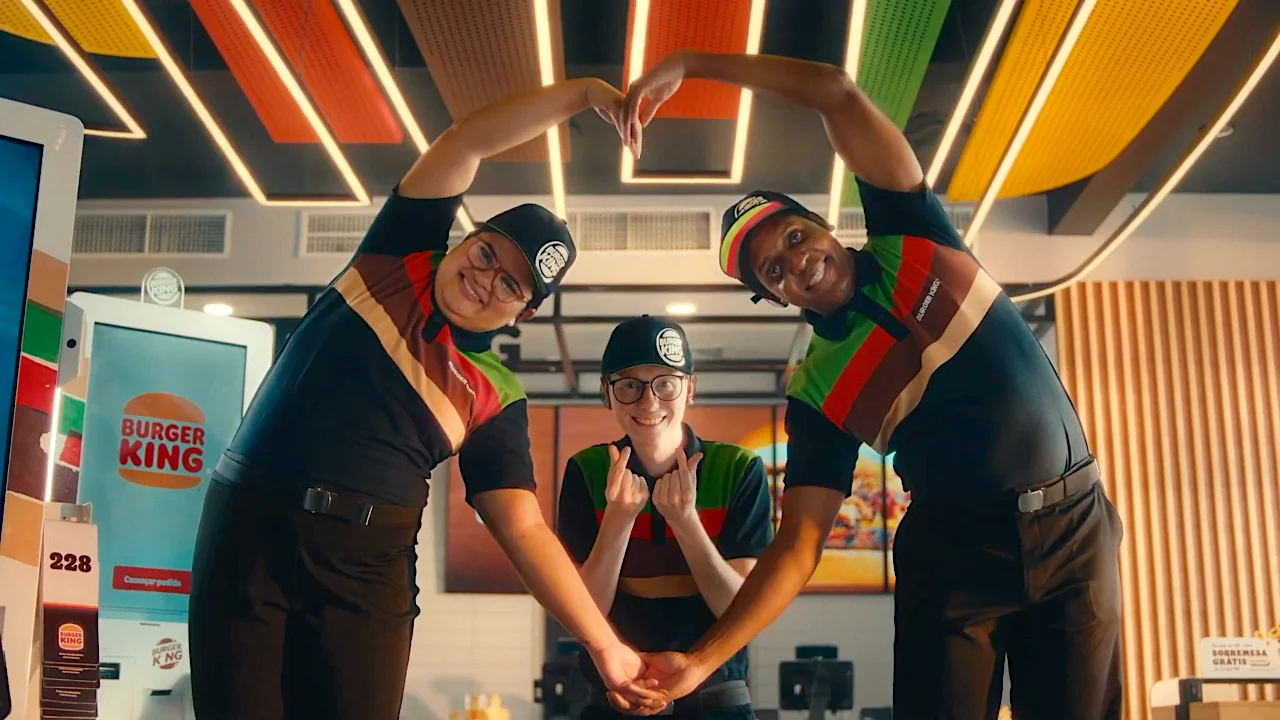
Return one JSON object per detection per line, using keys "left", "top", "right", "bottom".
{"left": 152, "top": 637, "right": 184, "bottom": 670}
{"left": 58, "top": 623, "right": 85, "bottom": 651}
{"left": 119, "top": 392, "right": 207, "bottom": 489}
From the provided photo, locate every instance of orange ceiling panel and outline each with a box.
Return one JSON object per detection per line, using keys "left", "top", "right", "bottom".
{"left": 190, "top": 0, "right": 316, "bottom": 144}
{"left": 397, "top": 0, "right": 568, "bottom": 163}
{"left": 251, "top": 0, "right": 402, "bottom": 145}
{"left": 623, "top": 0, "right": 752, "bottom": 120}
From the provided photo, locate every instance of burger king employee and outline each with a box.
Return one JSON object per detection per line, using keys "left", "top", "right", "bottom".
{"left": 557, "top": 316, "right": 772, "bottom": 719}
{"left": 188, "top": 80, "right": 665, "bottom": 720}
{"left": 610, "top": 52, "right": 1123, "bottom": 720}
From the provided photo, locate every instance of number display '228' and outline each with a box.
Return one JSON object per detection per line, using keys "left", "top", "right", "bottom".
{"left": 48, "top": 552, "right": 93, "bottom": 573}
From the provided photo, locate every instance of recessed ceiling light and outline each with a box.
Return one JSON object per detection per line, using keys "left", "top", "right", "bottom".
{"left": 665, "top": 302, "right": 697, "bottom": 316}
{"left": 203, "top": 303, "right": 234, "bottom": 316}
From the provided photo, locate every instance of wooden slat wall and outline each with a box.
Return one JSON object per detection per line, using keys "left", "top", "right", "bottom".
{"left": 1056, "top": 281, "right": 1280, "bottom": 719}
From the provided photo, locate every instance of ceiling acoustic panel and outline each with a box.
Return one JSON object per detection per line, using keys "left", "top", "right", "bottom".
{"left": 41, "top": 0, "right": 156, "bottom": 58}
{"left": 251, "top": 0, "right": 402, "bottom": 145}
{"left": 190, "top": 0, "right": 318, "bottom": 144}
{"left": 0, "top": 0, "right": 52, "bottom": 45}
{"left": 997, "top": 0, "right": 1238, "bottom": 198}
{"left": 623, "top": 0, "right": 753, "bottom": 120}
{"left": 397, "top": 0, "right": 568, "bottom": 163}
{"left": 946, "top": 0, "right": 1083, "bottom": 202}
{"left": 0, "top": 0, "right": 157, "bottom": 58}
{"left": 842, "top": 0, "right": 951, "bottom": 207}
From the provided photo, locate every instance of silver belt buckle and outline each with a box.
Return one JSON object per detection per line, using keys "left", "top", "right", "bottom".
{"left": 303, "top": 487, "right": 334, "bottom": 514}
{"left": 1017, "top": 489, "right": 1045, "bottom": 513}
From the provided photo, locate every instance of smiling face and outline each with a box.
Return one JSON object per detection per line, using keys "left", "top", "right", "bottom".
{"left": 746, "top": 213, "right": 856, "bottom": 315}
{"left": 434, "top": 232, "right": 537, "bottom": 332}
{"left": 602, "top": 364, "right": 694, "bottom": 441}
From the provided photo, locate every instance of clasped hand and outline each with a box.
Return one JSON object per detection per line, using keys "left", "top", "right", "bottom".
{"left": 588, "top": 51, "right": 691, "bottom": 160}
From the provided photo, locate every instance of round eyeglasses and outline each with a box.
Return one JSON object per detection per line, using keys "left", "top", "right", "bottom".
{"left": 465, "top": 239, "right": 530, "bottom": 304}
{"left": 608, "top": 375, "right": 686, "bottom": 404}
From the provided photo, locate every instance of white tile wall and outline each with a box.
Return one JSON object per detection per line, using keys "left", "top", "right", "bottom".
{"left": 402, "top": 466, "right": 543, "bottom": 720}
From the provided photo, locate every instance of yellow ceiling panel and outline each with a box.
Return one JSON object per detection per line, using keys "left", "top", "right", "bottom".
{"left": 947, "top": 0, "right": 1083, "bottom": 202}
{"left": 1000, "top": 0, "right": 1237, "bottom": 197}
{"left": 44, "top": 0, "right": 155, "bottom": 58}
{"left": 0, "top": 0, "right": 53, "bottom": 45}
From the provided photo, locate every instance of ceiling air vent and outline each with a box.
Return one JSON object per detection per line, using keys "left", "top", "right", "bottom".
{"left": 567, "top": 210, "right": 713, "bottom": 251}
{"left": 301, "top": 210, "right": 466, "bottom": 255}
{"left": 72, "top": 212, "right": 229, "bottom": 256}
{"left": 835, "top": 205, "right": 974, "bottom": 246}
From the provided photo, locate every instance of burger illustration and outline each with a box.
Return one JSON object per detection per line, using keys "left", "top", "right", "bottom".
{"left": 738, "top": 423, "right": 908, "bottom": 550}
{"left": 118, "top": 392, "right": 207, "bottom": 489}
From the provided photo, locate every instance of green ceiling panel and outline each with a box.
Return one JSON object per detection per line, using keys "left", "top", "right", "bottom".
{"left": 842, "top": 0, "right": 952, "bottom": 208}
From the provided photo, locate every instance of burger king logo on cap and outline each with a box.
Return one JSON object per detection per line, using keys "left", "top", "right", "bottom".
{"left": 119, "top": 392, "right": 207, "bottom": 490}
{"left": 735, "top": 196, "right": 768, "bottom": 218}
{"left": 152, "top": 637, "right": 184, "bottom": 670}
{"left": 534, "top": 241, "right": 569, "bottom": 284}
{"left": 58, "top": 623, "right": 84, "bottom": 651}
{"left": 656, "top": 327, "right": 686, "bottom": 367}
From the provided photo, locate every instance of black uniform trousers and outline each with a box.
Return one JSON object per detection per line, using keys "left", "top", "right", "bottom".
{"left": 892, "top": 471, "right": 1124, "bottom": 720}
{"left": 189, "top": 478, "right": 422, "bottom": 720}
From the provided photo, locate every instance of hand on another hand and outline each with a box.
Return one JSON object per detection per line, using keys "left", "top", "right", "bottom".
{"left": 605, "top": 445, "right": 649, "bottom": 519}
{"left": 588, "top": 643, "right": 666, "bottom": 714}
{"left": 586, "top": 81, "right": 641, "bottom": 159}
{"left": 651, "top": 452, "right": 702, "bottom": 531}
{"left": 606, "top": 651, "right": 714, "bottom": 715}
{"left": 621, "top": 51, "right": 692, "bottom": 157}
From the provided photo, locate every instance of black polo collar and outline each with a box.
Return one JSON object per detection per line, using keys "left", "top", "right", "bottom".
{"left": 421, "top": 268, "right": 500, "bottom": 353}
{"left": 612, "top": 423, "right": 704, "bottom": 481}
{"left": 802, "top": 247, "right": 881, "bottom": 341}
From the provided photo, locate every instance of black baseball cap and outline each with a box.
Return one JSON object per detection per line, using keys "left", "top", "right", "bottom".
{"left": 479, "top": 204, "right": 577, "bottom": 308}
{"left": 719, "top": 190, "right": 827, "bottom": 302}
{"left": 601, "top": 315, "right": 694, "bottom": 377}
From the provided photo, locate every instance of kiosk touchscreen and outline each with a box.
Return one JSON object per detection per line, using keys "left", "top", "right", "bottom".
{"left": 0, "top": 97, "right": 82, "bottom": 720}
{"left": 56, "top": 292, "right": 273, "bottom": 716}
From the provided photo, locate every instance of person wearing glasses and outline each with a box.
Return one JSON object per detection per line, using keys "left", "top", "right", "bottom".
{"left": 188, "top": 80, "right": 666, "bottom": 719}
{"left": 609, "top": 51, "right": 1121, "bottom": 720}
{"left": 556, "top": 316, "right": 773, "bottom": 720}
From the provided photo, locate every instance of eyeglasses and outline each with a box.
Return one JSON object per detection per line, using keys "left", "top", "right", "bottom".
{"left": 466, "top": 239, "right": 531, "bottom": 304}
{"left": 609, "top": 375, "right": 687, "bottom": 404}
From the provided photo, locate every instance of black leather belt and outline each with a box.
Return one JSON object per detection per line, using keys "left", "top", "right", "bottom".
{"left": 213, "top": 454, "right": 422, "bottom": 527}
{"left": 591, "top": 680, "right": 750, "bottom": 716}
{"left": 912, "top": 457, "right": 1101, "bottom": 514}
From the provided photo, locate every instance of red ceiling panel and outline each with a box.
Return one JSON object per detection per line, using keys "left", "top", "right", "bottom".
{"left": 190, "top": 0, "right": 316, "bottom": 144}
{"left": 624, "top": 0, "right": 753, "bottom": 120}
{"left": 252, "top": 0, "right": 403, "bottom": 145}
{"left": 396, "top": 0, "right": 569, "bottom": 163}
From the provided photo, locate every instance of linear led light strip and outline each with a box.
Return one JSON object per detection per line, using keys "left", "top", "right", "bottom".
{"left": 963, "top": 0, "right": 1099, "bottom": 251}
{"left": 532, "top": 0, "right": 568, "bottom": 219}
{"left": 619, "top": 0, "right": 767, "bottom": 185}
{"left": 825, "top": 0, "right": 868, "bottom": 224}
{"left": 17, "top": 0, "right": 145, "bottom": 139}
{"left": 924, "top": 0, "right": 1021, "bottom": 188}
{"left": 117, "top": 0, "right": 367, "bottom": 207}
{"left": 1011, "top": 29, "right": 1280, "bottom": 304}
{"left": 330, "top": 0, "right": 474, "bottom": 230}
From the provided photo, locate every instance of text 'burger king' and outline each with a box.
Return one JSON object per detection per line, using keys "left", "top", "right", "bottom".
{"left": 118, "top": 392, "right": 207, "bottom": 489}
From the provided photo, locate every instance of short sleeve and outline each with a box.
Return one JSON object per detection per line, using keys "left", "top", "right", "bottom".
{"left": 783, "top": 397, "right": 861, "bottom": 496}
{"left": 555, "top": 458, "right": 600, "bottom": 565}
{"left": 716, "top": 456, "right": 774, "bottom": 560}
{"left": 357, "top": 189, "right": 464, "bottom": 257}
{"left": 457, "top": 399, "right": 536, "bottom": 507}
{"left": 855, "top": 177, "right": 965, "bottom": 251}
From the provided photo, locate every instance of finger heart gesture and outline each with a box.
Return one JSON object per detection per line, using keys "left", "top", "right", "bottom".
{"left": 651, "top": 452, "right": 702, "bottom": 529}
{"left": 605, "top": 445, "right": 649, "bottom": 518}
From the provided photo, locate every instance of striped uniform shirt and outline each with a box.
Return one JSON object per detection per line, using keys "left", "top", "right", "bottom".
{"left": 784, "top": 179, "right": 1090, "bottom": 497}
{"left": 556, "top": 428, "right": 773, "bottom": 690}
{"left": 225, "top": 193, "right": 535, "bottom": 507}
